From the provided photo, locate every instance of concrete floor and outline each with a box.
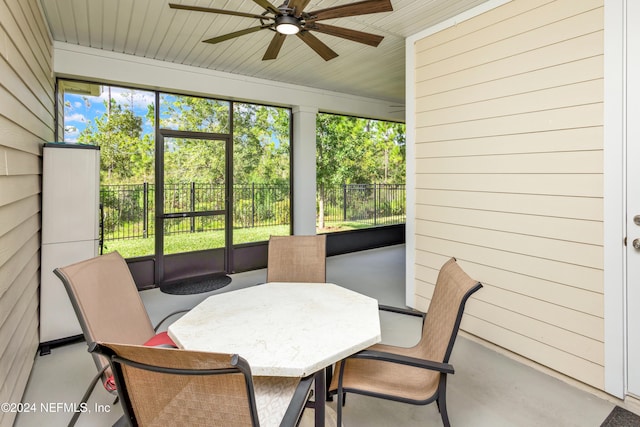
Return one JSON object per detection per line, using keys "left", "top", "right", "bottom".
{"left": 16, "top": 245, "right": 617, "bottom": 426}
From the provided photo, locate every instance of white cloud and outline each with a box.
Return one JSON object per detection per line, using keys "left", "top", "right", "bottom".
{"left": 64, "top": 126, "right": 80, "bottom": 142}
{"left": 99, "top": 86, "right": 154, "bottom": 109}
{"left": 65, "top": 113, "right": 87, "bottom": 123}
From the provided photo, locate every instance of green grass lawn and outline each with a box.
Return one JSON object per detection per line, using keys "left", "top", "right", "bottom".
{"left": 103, "top": 225, "right": 290, "bottom": 257}
{"left": 103, "top": 218, "right": 404, "bottom": 258}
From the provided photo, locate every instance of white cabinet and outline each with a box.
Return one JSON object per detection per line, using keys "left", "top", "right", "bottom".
{"left": 40, "top": 143, "right": 100, "bottom": 345}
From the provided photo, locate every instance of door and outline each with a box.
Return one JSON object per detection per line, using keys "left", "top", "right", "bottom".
{"left": 627, "top": 0, "right": 640, "bottom": 398}
{"left": 156, "top": 131, "right": 232, "bottom": 283}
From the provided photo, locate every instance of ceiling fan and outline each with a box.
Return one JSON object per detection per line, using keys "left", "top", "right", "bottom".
{"left": 169, "top": 0, "right": 393, "bottom": 61}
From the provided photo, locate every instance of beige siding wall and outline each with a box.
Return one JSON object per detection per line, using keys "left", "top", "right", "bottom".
{"left": 412, "top": 0, "right": 604, "bottom": 389}
{"left": 0, "top": 0, "right": 54, "bottom": 425}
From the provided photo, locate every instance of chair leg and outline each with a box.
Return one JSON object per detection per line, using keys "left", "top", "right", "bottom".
{"left": 337, "top": 389, "right": 344, "bottom": 427}
{"left": 437, "top": 375, "right": 450, "bottom": 427}
{"left": 325, "top": 366, "right": 333, "bottom": 401}
{"left": 325, "top": 365, "right": 346, "bottom": 404}
{"left": 68, "top": 366, "right": 107, "bottom": 427}
{"left": 437, "top": 396, "right": 450, "bottom": 427}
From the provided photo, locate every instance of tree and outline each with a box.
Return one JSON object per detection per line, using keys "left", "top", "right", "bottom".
{"left": 158, "top": 96, "right": 291, "bottom": 186}
{"left": 160, "top": 94, "right": 231, "bottom": 133}
{"left": 159, "top": 95, "right": 230, "bottom": 184}
{"left": 316, "top": 114, "right": 405, "bottom": 186}
{"left": 78, "top": 98, "right": 153, "bottom": 183}
{"left": 233, "top": 103, "right": 290, "bottom": 185}
{"left": 370, "top": 120, "right": 406, "bottom": 183}
{"left": 315, "top": 114, "right": 406, "bottom": 228}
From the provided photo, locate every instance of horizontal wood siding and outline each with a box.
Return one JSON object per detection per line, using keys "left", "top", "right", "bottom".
{"left": 0, "top": 0, "right": 53, "bottom": 425}
{"left": 412, "top": 0, "right": 605, "bottom": 389}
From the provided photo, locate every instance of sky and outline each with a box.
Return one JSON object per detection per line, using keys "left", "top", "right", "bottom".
{"left": 63, "top": 85, "right": 155, "bottom": 142}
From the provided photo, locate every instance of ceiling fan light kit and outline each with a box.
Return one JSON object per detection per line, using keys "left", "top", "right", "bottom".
{"left": 275, "top": 15, "right": 301, "bottom": 34}
{"left": 169, "top": 0, "right": 393, "bottom": 61}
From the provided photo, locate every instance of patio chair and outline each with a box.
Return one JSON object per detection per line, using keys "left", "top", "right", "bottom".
{"left": 266, "top": 235, "right": 327, "bottom": 283}
{"left": 54, "top": 251, "right": 188, "bottom": 426}
{"left": 328, "top": 257, "right": 482, "bottom": 427}
{"left": 266, "top": 234, "right": 330, "bottom": 399}
{"left": 90, "top": 341, "right": 314, "bottom": 427}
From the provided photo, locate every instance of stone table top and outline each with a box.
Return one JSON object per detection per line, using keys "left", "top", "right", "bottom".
{"left": 168, "top": 282, "right": 381, "bottom": 377}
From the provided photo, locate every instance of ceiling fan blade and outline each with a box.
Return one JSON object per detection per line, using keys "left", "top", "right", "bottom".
{"left": 169, "top": 3, "right": 271, "bottom": 20}
{"left": 307, "top": 22, "right": 383, "bottom": 47}
{"left": 252, "top": 0, "right": 281, "bottom": 14}
{"left": 306, "top": 0, "right": 393, "bottom": 21}
{"left": 286, "top": 0, "right": 312, "bottom": 16}
{"left": 203, "top": 26, "right": 268, "bottom": 44}
{"left": 263, "top": 33, "right": 286, "bottom": 60}
{"left": 297, "top": 31, "right": 338, "bottom": 61}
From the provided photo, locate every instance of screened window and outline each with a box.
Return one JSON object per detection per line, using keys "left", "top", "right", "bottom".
{"left": 316, "top": 113, "right": 406, "bottom": 233}
{"left": 59, "top": 79, "right": 291, "bottom": 259}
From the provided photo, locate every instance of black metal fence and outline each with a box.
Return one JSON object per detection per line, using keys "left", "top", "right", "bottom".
{"left": 101, "top": 183, "right": 154, "bottom": 240}
{"left": 100, "top": 183, "right": 405, "bottom": 241}
{"left": 318, "top": 183, "right": 406, "bottom": 227}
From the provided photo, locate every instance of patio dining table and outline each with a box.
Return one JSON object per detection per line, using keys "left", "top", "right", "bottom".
{"left": 167, "top": 281, "right": 381, "bottom": 427}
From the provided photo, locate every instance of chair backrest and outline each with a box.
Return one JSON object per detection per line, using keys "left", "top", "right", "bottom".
{"left": 91, "top": 342, "right": 259, "bottom": 427}
{"left": 266, "top": 235, "right": 327, "bottom": 283}
{"left": 418, "top": 258, "right": 482, "bottom": 364}
{"left": 54, "top": 251, "right": 156, "bottom": 373}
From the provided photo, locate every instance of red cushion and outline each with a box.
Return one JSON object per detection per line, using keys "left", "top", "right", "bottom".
{"left": 102, "top": 332, "right": 177, "bottom": 391}
{"left": 103, "top": 376, "right": 117, "bottom": 392}
{"left": 143, "top": 331, "right": 176, "bottom": 347}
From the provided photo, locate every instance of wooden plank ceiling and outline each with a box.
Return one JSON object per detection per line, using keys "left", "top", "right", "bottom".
{"left": 39, "top": 0, "right": 488, "bottom": 105}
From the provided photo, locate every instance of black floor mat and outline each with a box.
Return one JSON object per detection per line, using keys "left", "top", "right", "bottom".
{"left": 160, "top": 274, "right": 232, "bottom": 295}
{"left": 601, "top": 406, "right": 640, "bottom": 427}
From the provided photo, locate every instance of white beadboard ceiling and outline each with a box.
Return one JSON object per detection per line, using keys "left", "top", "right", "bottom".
{"left": 39, "top": 0, "right": 489, "bottom": 105}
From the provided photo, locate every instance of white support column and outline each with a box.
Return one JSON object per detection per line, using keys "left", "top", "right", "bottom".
{"left": 292, "top": 106, "right": 318, "bottom": 235}
{"left": 603, "top": 0, "right": 626, "bottom": 399}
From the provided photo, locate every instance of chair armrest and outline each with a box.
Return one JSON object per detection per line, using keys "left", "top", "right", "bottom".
{"left": 153, "top": 309, "right": 189, "bottom": 332}
{"left": 349, "top": 349, "right": 454, "bottom": 374}
{"left": 378, "top": 304, "right": 426, "bottom": 319}
{"left": 280, "top": 375, "right": 314, "bottom": 427}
